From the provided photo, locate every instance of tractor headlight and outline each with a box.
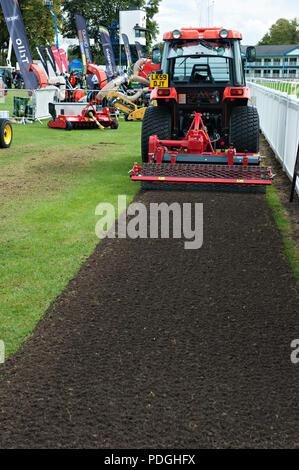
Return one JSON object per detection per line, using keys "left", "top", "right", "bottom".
{"left": 219, "top": 29, "right": 229, "bottom": 39}
{"left": 172, "top": 29, "right": 181, "bottom": 39}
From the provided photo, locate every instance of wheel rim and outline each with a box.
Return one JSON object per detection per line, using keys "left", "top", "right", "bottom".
{"left": 3, "top": 124, "right": 11, "bottom": 145}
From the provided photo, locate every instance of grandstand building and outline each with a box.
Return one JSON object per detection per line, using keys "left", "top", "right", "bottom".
{"left": 241, "top": 45, "right": 299, "bottom": 79}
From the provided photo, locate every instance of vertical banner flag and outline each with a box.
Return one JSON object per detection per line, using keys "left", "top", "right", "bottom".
{"left": 45, "top": 45, "right": 57, "bottom": 74}
{"left": 75, "top": 14, "right": 93, "bottom": 72}
{"left": 99, "top": 26, "right": 117, "bottom": 79}
{"left": 0, "top": 0, "right": 37, "bottom": 89}
{"left": 121, "top": 34, "right": 132, "bottom": 69}
{"left": 59, "top": 49, "right": 69, "bottom": 73}
{"left": 51, "top": 46, "right": 63, "bottom": 74}
{"left": 135, "top": 41, "right": 143, "bottom": 60}
{"left": 36, "top": 46, "right": 49, "bottom": 77}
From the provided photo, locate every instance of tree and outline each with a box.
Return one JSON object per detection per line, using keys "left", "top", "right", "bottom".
{"left": 0, "top": 0, "right": 63, "bottom": 64}
{"left": 21, "top": 0, "right": 64, "bottom": 51}
{"left": 61, "top": 0, "right": 162, "bottom": 63}
{"left": 258, "top": 18, "right": 299, "bottom": 45}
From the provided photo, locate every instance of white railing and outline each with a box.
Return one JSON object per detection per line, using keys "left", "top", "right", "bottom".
{"left": 247, "top": 78, "right": 299, "bottom": 97}
{"left": 0, "top": 87, "right": 101, "bottom": 122}
{"left": 247, "top": 80, "right": 299, "bottom": 195}
{"left": 0, "top": 88, "right": 33, "bottom": 121}
{"left": 0, "top": 88, "right": 59, "bottom": 122}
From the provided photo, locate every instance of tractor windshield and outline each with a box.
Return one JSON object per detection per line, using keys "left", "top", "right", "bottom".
{"left": 167, "top": 40, "right": 234, "bottom": 84}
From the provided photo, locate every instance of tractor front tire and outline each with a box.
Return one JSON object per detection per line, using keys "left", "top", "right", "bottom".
{"left": 0, "top": 119, "right": 13, "bottom": 148}
{"left": 141, "top": 106, "right": 172, "bottom": 162}
{"left": 230, "top": 106, "right": 259, "bottom": 153}
{"left": 65, "top": 120, "right": 72, "bottom": 131}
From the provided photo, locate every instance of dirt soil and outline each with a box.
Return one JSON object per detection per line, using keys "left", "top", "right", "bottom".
{"left": 0, "top": 144, "right": 107, "bottom": 205}
{"left": 0, "top": 142, "right": 298, "bottom": 449}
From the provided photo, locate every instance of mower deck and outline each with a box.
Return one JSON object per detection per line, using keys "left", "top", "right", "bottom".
{"left": 48, "top": 101, "right": 118, "bottom": 131}
{"left": 48, "top": 114, "right": 113, "bottom": 130}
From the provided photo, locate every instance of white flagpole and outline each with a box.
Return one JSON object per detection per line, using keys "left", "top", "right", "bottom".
{"left": 7, "top": 38, "right": 12, "bottom": 67}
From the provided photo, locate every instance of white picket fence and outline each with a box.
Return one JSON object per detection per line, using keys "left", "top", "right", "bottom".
{"left": 247, "top": 78, "right": 299, "bottom": 97}
{"left": 247, "top": 80, "right": 299, "bottom": 196}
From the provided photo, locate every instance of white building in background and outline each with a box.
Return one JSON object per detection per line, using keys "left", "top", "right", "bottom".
{"left": 242, "top": 45, "right": 299, "bottom": 79}
{"left": 119, "top": 7, "right": 147, "bottom": 46}
{"left": 58, "top": 35, "right": 95, "bottom": 56}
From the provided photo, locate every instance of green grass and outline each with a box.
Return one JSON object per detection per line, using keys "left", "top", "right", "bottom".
{"left": 266, "top": 185, "right": 299, "bottom": 289}
{"left": 0, "top": 119, "right": 141, "bottom": 357}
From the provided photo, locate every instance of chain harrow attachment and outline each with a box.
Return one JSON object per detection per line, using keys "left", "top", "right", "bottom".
{"left": 130, "top": 113, "right": 272, "bottom": 189}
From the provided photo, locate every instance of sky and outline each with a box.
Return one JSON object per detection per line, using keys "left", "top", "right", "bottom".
{"left": 154, "top": 0, "right": 299, "bottom": 45}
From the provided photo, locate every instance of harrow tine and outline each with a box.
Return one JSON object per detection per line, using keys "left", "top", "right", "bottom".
{"left": 131, "top": 163, "right": 272, "bottom": 187}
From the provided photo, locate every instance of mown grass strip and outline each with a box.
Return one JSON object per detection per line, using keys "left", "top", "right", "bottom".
{"left": 0, "top": 119, "right": 141, "bottom": 357}
{"left": 266, "top": 185, "right": 299, "bottom": 289}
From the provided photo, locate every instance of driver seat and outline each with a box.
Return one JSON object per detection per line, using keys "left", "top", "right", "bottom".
{"left": 190, "top": 64, "right": 213, "bottom": 83}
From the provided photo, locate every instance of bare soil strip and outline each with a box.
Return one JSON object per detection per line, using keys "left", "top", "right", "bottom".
{"left": 0, "top": 145, "right": 107, "bottom": 204}
{"left": 0, "top": 179, "right": 298, "bottom": 447}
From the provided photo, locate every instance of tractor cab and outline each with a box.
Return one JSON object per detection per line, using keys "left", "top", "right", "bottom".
{"left": 165, "top": 37, "right": 243, "bottom": 109}
{"left": 148, "top": 28, "right": 256, "bottom": 143}
{"left": 158, "top": 28, "right": 255, "bottom": 88}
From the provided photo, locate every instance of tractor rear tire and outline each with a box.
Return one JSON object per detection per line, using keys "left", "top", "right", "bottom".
{"left": 141, "top": 106, "right": 172, "bottom": 162}
{"left": 0, "top": 119, "right": 13, "bottom": 148}
{"left": 230, "top": 106, "right": 259, "bottom": 153}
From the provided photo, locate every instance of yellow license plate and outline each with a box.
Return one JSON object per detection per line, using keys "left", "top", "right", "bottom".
{"left": 150, "top": 74, "right": 168, "bottom": 88}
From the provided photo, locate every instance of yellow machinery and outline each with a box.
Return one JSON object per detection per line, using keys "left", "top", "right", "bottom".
{"left": 106, "top": 91, "right": 147, "bottom": 121}
{"left": 0, "top": 118, "right": 12, "bottom": 148}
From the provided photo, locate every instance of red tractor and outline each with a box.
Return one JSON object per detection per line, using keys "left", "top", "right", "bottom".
{"left": 130, "top": 27, "right": 272, "bottom": 190}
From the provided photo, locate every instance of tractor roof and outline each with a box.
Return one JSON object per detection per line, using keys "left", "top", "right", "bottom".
{"left": 163, "top": 28, "right": 242, "bottom": 41}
